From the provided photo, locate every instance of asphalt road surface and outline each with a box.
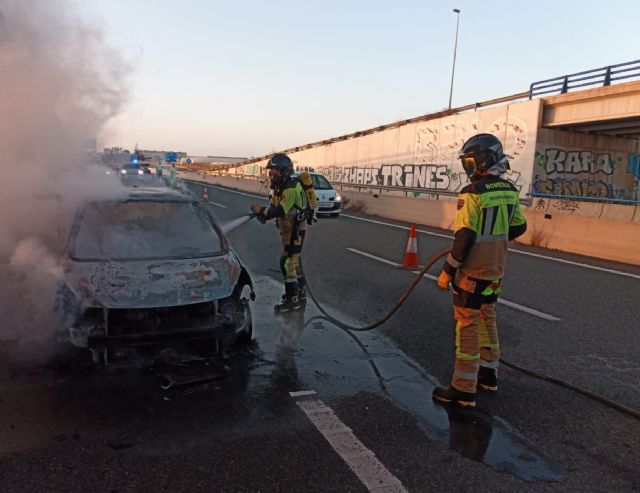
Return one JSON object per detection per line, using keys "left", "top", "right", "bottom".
{"left": 1, "top": 179, "right": 639, "bottom": 492}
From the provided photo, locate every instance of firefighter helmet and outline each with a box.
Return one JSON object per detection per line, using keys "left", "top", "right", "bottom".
{"left": 266, "top": 153, "right": 294, "bottom": 188}
{"left": 458, "top": 134, "right": 509, "bottom": 179}
{"left": 266, "top": 153, "right": 294, "bottom": 175}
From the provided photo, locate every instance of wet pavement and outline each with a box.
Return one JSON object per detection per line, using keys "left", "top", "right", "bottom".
{"left": 2, "top": 179, "right": 639, "bottom": 492}
{"left": 1, "top": 276, "right": 562, "bottom": 491}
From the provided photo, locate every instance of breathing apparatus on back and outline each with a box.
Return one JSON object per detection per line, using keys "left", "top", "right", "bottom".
{"left": 298, "top": 171, "right": 318, "bottom": 225}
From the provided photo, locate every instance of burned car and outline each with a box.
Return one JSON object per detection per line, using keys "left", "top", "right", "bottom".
{"left": 58, "top": 187, "right": 254, "bottom": 368}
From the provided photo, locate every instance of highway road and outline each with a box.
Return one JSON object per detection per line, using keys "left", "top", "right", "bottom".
{"left": 1, "top": 179, "right": 639, "bottom": 492}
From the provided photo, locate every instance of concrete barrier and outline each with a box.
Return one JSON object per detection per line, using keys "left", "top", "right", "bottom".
{"left": 181, "top": 171, "right": 640, "bottom": 266}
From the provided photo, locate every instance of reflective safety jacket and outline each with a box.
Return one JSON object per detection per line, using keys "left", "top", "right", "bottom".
{"left": 443, "top": 175, "right": 527, "bottom": 281}
{"left": 265, "top": 179, "right": 306, "bottom": 222}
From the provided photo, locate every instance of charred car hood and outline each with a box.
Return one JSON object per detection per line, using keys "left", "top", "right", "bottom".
{"left": 64, "top": 254, "right": 241, "bottom": 309}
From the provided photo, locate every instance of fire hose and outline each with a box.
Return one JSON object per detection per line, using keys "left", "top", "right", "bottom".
{"left": 230, "top": 208, "right": 639, "bottom": 420}
{"left": 301, "top": 247, "right": 640, "bottom": 421}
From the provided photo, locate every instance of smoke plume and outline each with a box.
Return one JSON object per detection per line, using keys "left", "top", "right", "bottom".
{"left": 0, "top": 1, "right": 131, "bottom": 354}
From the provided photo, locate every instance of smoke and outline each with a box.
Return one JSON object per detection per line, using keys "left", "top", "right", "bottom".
{"left": 0, "top": 1, "right": 131, "bottom": 355}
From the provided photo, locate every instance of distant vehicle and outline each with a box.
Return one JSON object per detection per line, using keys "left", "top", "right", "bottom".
{"left": 300, "top": 172, "right": 342, "bottom": 217}
{"left": 119, "top": 162, "right": 144, "bottom": 177}
{"left": 140, "top": 162, "right": 151, "bottom": 174}
{"left": 58, "top": 186, "right": 254, "bottom": 368}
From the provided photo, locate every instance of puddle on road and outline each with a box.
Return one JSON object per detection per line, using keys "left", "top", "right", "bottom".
{"left": 0, "top": 273, "right": 563, "bottom": 482}
{"left": 249, "top": 276, "right": 564, "bottom": 482}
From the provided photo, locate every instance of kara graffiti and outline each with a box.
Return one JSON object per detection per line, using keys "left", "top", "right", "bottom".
{"left": 535, "top": 149, "right": 622, "bottom": 175}
{"left": 317, "top": 164, "right": 451, "bottom": 189}
{"left": 533, "top": 147, "right": 636, "bottom": 200}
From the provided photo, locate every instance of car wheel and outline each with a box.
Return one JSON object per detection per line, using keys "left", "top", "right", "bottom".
{"left": 220, "top": 285, "right": 253, "bottom": 346}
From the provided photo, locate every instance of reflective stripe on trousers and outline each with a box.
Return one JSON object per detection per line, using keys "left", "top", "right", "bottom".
{"left": 452, "top": 301, "right": 500, "bottom": 394}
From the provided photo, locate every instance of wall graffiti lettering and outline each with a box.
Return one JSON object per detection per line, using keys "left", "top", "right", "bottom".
{"left": 535, "top": 149, "right": 621, "bottom": 175}
{"left": 532, "top": 176, "right": 620, "bottom": 199}
{"left": 534, "top": 144, "right": 638, "bottom": 200}
{"left": 414, "top": 117, "right": 529, "bottom": 192}
{"left": 552, "top": 199, "right": 580, "bottom": 214}
{"left": 317, "top": 164, "right": 451, "bottom": 189}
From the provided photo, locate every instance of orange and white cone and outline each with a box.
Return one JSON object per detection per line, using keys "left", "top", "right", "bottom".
{"left": 202, "top": 186, "right": 209, "bottom": 202}
{"left": 399, "top": 224, "right": 421, "bottom": 269}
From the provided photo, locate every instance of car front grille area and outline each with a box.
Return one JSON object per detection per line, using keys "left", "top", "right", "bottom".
{"left": 107, "top": 302, "right": 217, "bottom": 336}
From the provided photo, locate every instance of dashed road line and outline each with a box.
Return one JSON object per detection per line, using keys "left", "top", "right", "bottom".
{"left": 342, "top": 214, "right": 639, "bottom": 281}
{"left": 346, "top": 247, "right": 562, "bottom": 321}
{"left": 290, "top": 391, "right": 408, "bottom": 493}
{"left": 208, "top": 201, "right": 227, "bottom": 208}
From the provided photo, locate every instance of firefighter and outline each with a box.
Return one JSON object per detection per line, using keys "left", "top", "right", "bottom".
{"left": 433, "top": 134, "right": 527, "bottom": 408}
{"left": 250, "top": 153, "right": 308, "bottom": 313}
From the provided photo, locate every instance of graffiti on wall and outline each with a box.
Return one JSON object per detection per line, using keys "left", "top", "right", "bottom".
{"left": 316, "top": 164, "right": 451, "bottom": 189}
{"left": 414, "top": 117, "right": 529, "bottom": 192}
{"left": 533, "top": 146, "right": 639, "bottom": 200}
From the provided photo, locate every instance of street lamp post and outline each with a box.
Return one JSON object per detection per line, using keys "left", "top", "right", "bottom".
{"left": 448, "top": 8, "right": 461, "bottom": 110}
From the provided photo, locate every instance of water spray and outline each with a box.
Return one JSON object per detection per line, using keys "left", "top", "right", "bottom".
{"left": 220, "top": 213, "right": 258, "bottom": 234}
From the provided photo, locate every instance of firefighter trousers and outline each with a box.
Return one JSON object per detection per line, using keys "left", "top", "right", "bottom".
{"left": 450, "top": 275, "right": 501, "bottom": 394}
{"left": 278, "top": 215, "right": 307, "bottom": 284}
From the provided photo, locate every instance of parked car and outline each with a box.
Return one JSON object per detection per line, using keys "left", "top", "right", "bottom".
{"left": 305, "top": 172, "right": 341, "bottom": 217}
{"left": 58, "top": 186, "right": 254, "bottom": 368}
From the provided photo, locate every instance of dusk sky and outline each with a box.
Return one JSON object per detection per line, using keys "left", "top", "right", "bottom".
{"left": 82, "top": 0, "right": 640, "bottom": 157}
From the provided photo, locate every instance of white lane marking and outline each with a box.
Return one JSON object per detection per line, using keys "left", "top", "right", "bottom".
{"left": 342, "top": 214, "right": 639, "bottom": 281}
{"left": 346, "top": 247, "right": 561, "bottom": 321}
{"left": 507, "top": 249, "right": 640, "bottom": 280}
{"left": 180, "top": 178, "right": 266, "bottom": 199}
{"left": 289, "top": 390, "right": 317, "bottom": 397}
{"left": 208, "top": 201, "right": 227, "bottom": 208}
{"left": 183, "top": 180, "right": 640, "bottom": 281}
{"left": 342, "top": 213, "right": 452, "bottom": 239}
{"left": 290, "top": 393, "right": 408, "bottom": 493}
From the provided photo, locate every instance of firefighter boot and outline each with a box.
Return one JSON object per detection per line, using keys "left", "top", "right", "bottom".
{"left": 478, "top": 367, "right": 498, "bottom": 392}
{"left": 297, "top": 276, "right": 307, "bottom": 303}
{"left": 432, "top": 386, "right": 476, "bottom": 408}
{"left": 274, "top": 281, "right": 302, "bottom": 313}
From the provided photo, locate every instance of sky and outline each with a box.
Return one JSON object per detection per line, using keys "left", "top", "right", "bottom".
{"left": 77, "top": 0, "right": 640, "bottom": 157}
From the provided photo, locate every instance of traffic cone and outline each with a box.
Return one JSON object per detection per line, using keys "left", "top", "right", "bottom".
{"left": 202, "top": 186, "right": 209, "bottom": 202}
{"left": 399, "top": 224, "right": 421, "bottom": 269}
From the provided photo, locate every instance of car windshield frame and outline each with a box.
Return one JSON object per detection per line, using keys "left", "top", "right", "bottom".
{"left": 68, "top": 199, "right": 228, "bottom": 262}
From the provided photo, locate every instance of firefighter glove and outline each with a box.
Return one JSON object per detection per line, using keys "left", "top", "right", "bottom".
{"left": 437, "top": 270, "right": 453, "bottom": 291}
{"left": 250, "top": 203, "right": 265, "bottom": 215}
{"left": 257, "top": 213, "right": 267, "bottom": 224}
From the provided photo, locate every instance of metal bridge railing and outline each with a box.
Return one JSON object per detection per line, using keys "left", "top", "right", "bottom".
{"left": 529, "top": 59, "right": 640, "bottom": 98}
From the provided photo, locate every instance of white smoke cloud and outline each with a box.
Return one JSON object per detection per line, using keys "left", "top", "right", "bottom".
{"left": 0, "top": 0, "right": 132, "bottom": 353}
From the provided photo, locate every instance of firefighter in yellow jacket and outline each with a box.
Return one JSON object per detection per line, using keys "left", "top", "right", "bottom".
{"left": 251, "top": 153, "right": 308, "bottom": 313}
{"left": 433, "top": 134, "right": 527, "bottom": 408}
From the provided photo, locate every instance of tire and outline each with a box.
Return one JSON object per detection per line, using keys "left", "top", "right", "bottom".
{"left": 220, "top": 284, "right": 253, "bottom": 346}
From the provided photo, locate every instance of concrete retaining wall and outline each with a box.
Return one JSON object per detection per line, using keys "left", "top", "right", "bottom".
{"left": 181, "top": 171, "right": 640, "bottom": 266}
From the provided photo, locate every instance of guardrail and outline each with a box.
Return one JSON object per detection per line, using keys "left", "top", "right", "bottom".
{"left": 529, "top": 59, "right": 640, "bottom": 98}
